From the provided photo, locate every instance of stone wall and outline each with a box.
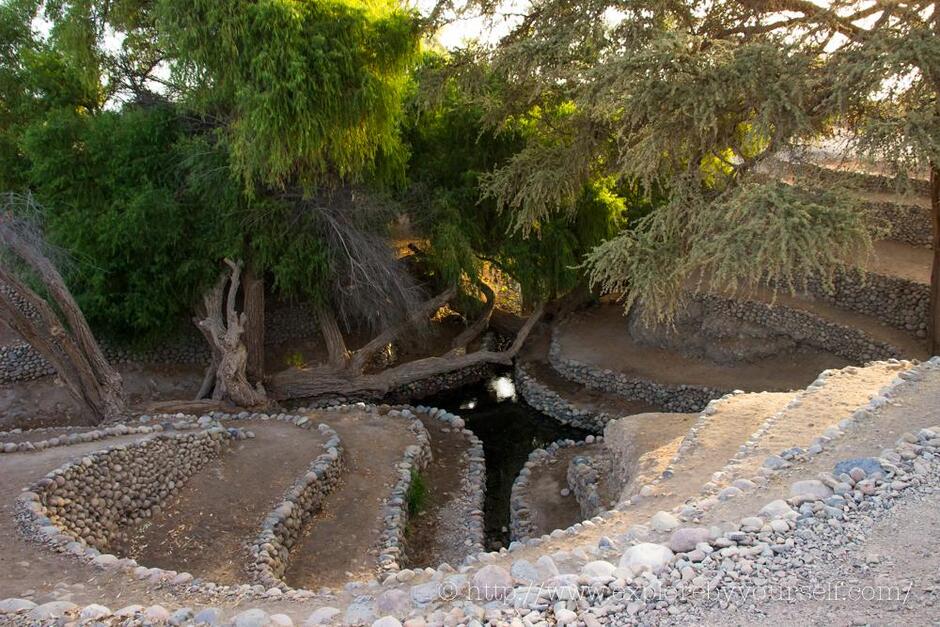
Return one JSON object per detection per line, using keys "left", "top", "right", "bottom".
{"left": 0, "top": 300, "right": 320, "bottom": 384}
{"left": 414, "top": 406, "right": 487, "bottom": 557}
{"left": 566, "top": 454, "right": 607, "bottom": 521}
{"left": 514, "top": 362, "right": 613, "bottom": 433}
{"left": 377, "top": 408, "right": 433, "bottom": 575}
{"left": 865, "top": 201, "right": 933, "bottom": 247}
{"left": 25, "top": 428, "right": 237, "bottom": 552}
{"left": 800, "top": 272, "right": 930, "bottom": 337}
{"left": 690, "top": 294, "right": 902, "bottom": 362}
{"left": 249, "top": 423, "right": 345, "bottom": 588}
{"left": 549, "top": 332, "right": 727, "bottom": 413}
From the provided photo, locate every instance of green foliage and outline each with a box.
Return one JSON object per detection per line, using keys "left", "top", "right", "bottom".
{"left": 157, "top": 0, "right": 420, "bottom": 191}
{"left": 21, "top": 105, "right": 239, "bottom": 339}
{"left": 406, "top": 468, "right": 428, "bottom": 516}
{"left": 404, "top": 66, "right": 628, "bottom": 303}
{"left": 439, "top": 0, "right": 935, "bottom": 321}
{"left": 284, "top": 351, "right": 306, "bottom": 369}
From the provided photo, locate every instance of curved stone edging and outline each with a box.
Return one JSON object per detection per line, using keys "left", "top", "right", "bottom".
{"left": 249, "top": 423, "right": 345, "bottom": 589}
{"left": 693, "top": 293, "right": 902, "bottom": 361}
{"left": 509, "top": 436, "right": 602, "bottom": 542}
{"left": 0, "top": 415, "right": 214, "bottom": 454}
{"left": 377, "top": 408, "right": 433, "bottom": 575}
{"left": 514, "top": 362, "right": 612, "bottom": 433}
{"left": 566, "top": 454, "right": 607, "bottom": 520}
{"left": 415, "top": 405, "right": 487, "bottom": 559}
{"left": 17, "top": 426, "right": 243, "bottom": 563}
{"left": 549, "top": 325, "right": 727, "bottom": 413}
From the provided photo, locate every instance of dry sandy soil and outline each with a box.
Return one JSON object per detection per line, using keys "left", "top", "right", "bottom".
{"left": 113, "top": 420, "right": 327, "bottom": 585}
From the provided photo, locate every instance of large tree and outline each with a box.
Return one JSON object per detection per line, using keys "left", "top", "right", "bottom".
{"left": 1, "top": 0, "right": 575, "bottom": 407}
{"left": 0, "top": 194, "right": 126, "bottom": 422}
{"left": 431, "top": 0, "right": 940, "bottom": 352}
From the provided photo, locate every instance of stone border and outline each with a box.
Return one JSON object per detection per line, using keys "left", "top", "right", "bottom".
{"left": 799, "top": 270, "right": 929, "bottom": 337}
{"left": 566, "top": 454, "right": 608, "bottom": 521}
{"left": 865, "top": 199, "right": 933, "bottom": 247}
{"left": 249, "top": 423, "right": 345, "bottom": 589}
{"left": 509, "top": 436, "right": 602, "bottom": 542}
{"left": 0, "top": 415, "right": 214, "bottom": 454}
{"left": 413, "top": 405, "right": 487, "bottom": 560}
{"left": 514, "top": 361, "right": 612, "bottom": 433}
{"left": 549, "top": 326, "right": 727, "bottom": 413}
{"left": 692, "top": 293, "right": 901, "bottom": 362}
{"left": 376, "top": 408, "right": 433, "bottom": 575}
{"left": 16, "top": 426, "right": 243, "bottom": 581}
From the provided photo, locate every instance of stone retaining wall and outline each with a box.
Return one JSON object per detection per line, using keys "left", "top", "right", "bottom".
{"left": 865, "top": 201, "right": 933, "bottom": 247}
{"left": 566, "top": 454, "right": 607, "bottom": 520}
{"left": 549, "top": 331, "right": 726, "bottom": 413}
{"left": 0, "top": 301, "right": 325, "bottom": 384}
{"left": 377, "top": 408, "right": 433, "bottom": 575}
{"left": 23, "top": 428, "right": 239, "bottom": 552}
{"left": 249, "top": 424, "right": 345, "bottom": 588}
{"left": 799, "top": 271, "right": 930, "bottom": 337}
{"left": 509, "top": 437, "right": 599, "bottom": 541}
{"left": 514, "top": 362, "right": 613, "bottom": 433}
{"left": 693, "top": 294, "right": 902, "bottom": 361}
{"left": 415, "top": 406, "right": 487, "bottom": 557}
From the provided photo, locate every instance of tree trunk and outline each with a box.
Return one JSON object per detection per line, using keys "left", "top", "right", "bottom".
{"left": 930, "top": 163, "right": 940, "bottom": 356}
{"left": 243, "top": 267, "right": 265, "bottom": 383}
{"left": 196, "top": 259, "right": 269, "bottom": 408}
{"left": 316, "top": 305, "right": 351, "bottom": 369}
{"left": 347, "top": 285, "right": 457, "bottom": 374}
{"left": 269, "top": 303, "right": 544, "bottom": 400}
{"left": 0, "top": 221, "right": 126, "bottom": 423}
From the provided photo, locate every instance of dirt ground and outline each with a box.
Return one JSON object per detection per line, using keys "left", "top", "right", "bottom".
{"left": 527, "top": 445, "right": 595, "bottom": 537}
{"left": 864, "top": 240, "right": 932, "bottom": 284}
{"left": 403, "top": 416, "right": 473, "bottom": 569}
{"left": 0, "top": 362, "right": 204, "bottom": 431}
{"left": 558, "top": 304, "right": 851, "bottom": 393}
{"left": 281, "top": 411, "right": 417, "bottom": 590}
{"left": 113, "top": 420, "right": 327, "bottom": 585}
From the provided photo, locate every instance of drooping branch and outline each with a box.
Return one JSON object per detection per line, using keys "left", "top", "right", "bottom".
{"left": 269, "top": 302, "right": 544, "bottom": 400}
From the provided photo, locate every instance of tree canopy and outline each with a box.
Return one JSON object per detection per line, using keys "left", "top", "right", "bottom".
{"left": 429, "top": 0, "right": 939, "bottom": 328}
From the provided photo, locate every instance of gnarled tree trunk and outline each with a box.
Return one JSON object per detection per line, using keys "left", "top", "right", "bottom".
{"left": 0, "top": 211, "right": 126, "bottom": 423}
{"left": 196, "top": 259, "right": 269, "bottom": 408}
{"left": 316, "top": 304, "right": 351, "bottom": 369}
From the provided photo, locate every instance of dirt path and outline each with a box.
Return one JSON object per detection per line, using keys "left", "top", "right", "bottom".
{"left": 112, "top": 421, "right": 326, "bottom": 585}
{"left": 558, "top": 305, "right": 849, "bottom": 392}
{"left": 281, "top": 412, "right": 416, "bottom": 590}
{"left": 403, "top": 417, "right": 472, "bottom": 569}
{"left": 864, "top": 240, "right": 932, "bottom": 284}
{"left": 696, "top": 363, "right": 940, "bottom": 532}
{"left": 721, "top": 362, "right": 907, "bottom": 485}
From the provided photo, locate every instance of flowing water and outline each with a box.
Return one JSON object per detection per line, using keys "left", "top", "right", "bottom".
{"left": 422, "top": 372, "right": 591, "bottom": 549}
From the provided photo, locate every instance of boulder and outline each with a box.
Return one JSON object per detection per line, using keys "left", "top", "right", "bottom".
{"left": 668, "top": 527, "right": 711, "bottom": 553}
{"left": 619, "top": 543, "right": 674, "bottom": 573}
